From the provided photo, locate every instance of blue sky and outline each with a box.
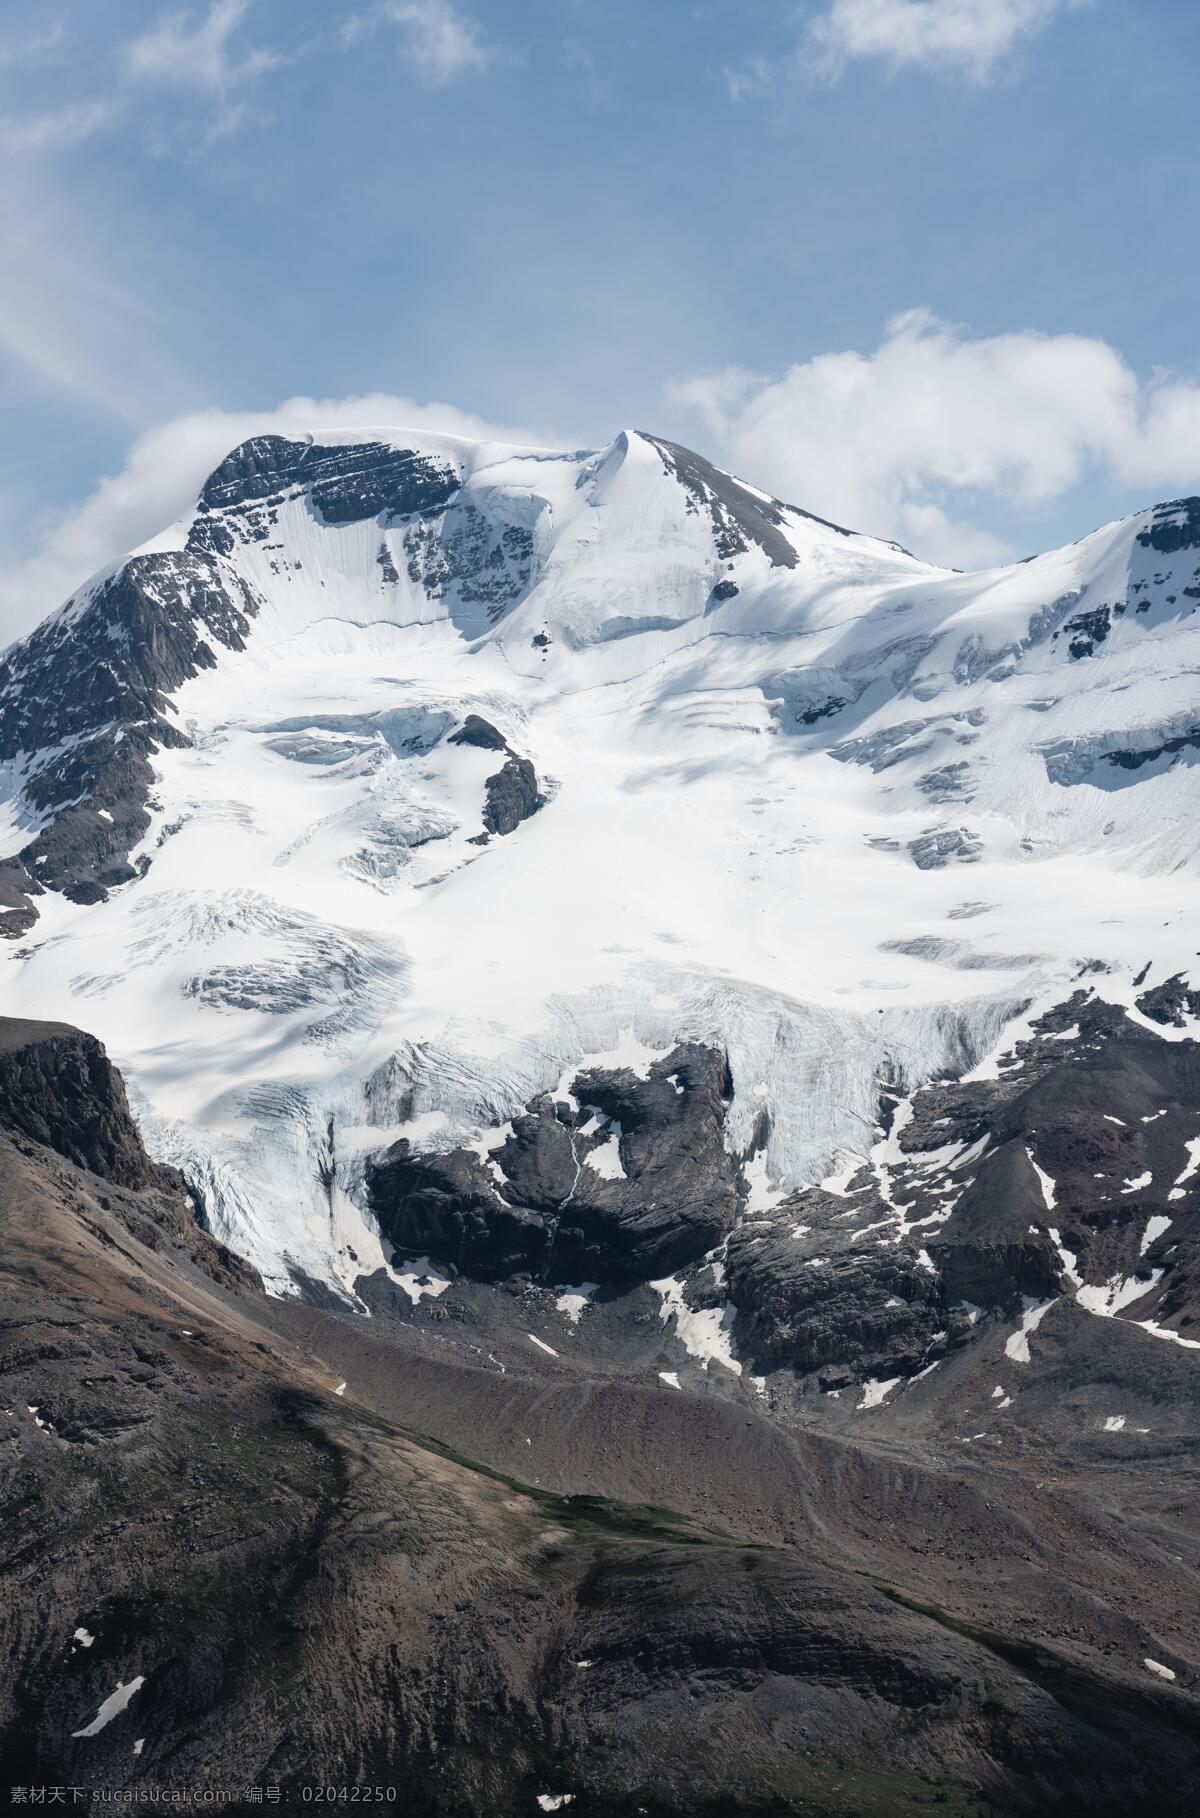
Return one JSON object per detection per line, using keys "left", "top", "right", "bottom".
{"left": 1, "top": 0, "right": 1199, "bottom": 632}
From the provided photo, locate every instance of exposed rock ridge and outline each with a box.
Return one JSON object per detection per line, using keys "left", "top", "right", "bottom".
{"left": 0, "top": 551, "right": 263, "bottom": 933}
{"left": 188, "top": 434, "right": 461, "bottom": 554}
{"left": 642, "top": 433, "right": 803, "bottom": 569}
{"left": 1136, "top": 495, "right": 1200, "bottom": 555}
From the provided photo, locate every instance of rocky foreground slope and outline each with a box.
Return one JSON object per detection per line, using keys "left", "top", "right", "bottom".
{"left": 1, "top": 1017, "right": 1198, "bottom": 1812}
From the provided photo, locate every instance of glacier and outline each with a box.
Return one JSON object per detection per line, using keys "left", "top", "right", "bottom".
{"left": 2, "top": 424, "right": 1199, "bottom": 1300}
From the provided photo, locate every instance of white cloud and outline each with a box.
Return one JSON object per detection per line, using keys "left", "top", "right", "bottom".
{"left": 0, "top": 24, "right": 69, "bottom": 71}
{"left": 0, "top": 393, "right": 556, "bottom": 643}
{"left": 345, "top": 2, "right": 491, "bottom": 86}
{"left": 724, "top": 57, "right": 773, "bottom": 104}
{"left": 124, "top": 0, "right": 285, "bottom": 132}
{"left": 810, "top": 0, "right": 1090, "bottom": 83}
{"left": 671, "top": 310, "right": 1200, "bottom": 567}
{"left": 0, "top": 100, "right": 118, "bottom": 155}
{"left": 729, "top": 0, "right": 1092, "bottom": 93}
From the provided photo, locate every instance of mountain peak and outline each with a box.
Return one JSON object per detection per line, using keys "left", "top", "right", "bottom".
{"left": 2, "top": 418, "right": 1199, "bottom": 1302}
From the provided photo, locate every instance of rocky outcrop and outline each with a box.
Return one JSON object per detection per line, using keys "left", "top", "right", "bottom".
{"left": 369, "top": 995, "right": 1200, "bottom": 1381}
{"left": 0, "top": 1015, "right": 259, "bottom": 1293}
{"left": 644, "top": 433, "right": 807, "bottom": 567}
{"left": 194, "top": 436, "right": 538, "bottom": 627}
{"left": 923, "top": 1140, "right": 1067, "bottom": 1309}
{"left": 191, "top": 434, "right": 460, "bottom": 543}
{"left": 449, "top": 712, "right": 510, "bottom": 752}
{"left": 369, "top": 1042, "right": 741, "bottom": 1284}
{"left": 0, "top": 438, "right": 497, "bottom": 935}
{"left": 1041, "top": 716, "right": 1200, "bottom": 784}
{"left": 0, "top": 550, "right": 263, "bottom": 931}
{"left": 366, "top": 1141, "right": 551, "bottom": 1279}
{"left": 482, "top": 752, "right": 542, "bottom": 836}
{"left": 403, "top": 504, "right": 536, "bottom": 626}
{"left": 727, "top": 1202, "right": 954, "bottom": 1383}
{"left": 1136, "top": 494, "right": 1200, "bottom": 554}
{"left": 722, "top": 992, "right": 1200, "bottom": 1393}
{"left": 901, "top": 995, "right": 1200, "bottom": 1328}
{"left": 1137, "top": 972, "right": 1200, "bottom": 1026}
{"left": 450, "top": 713, "right": 544, "bottom": 839}
{"left": 0, "top": 1017, "right": 162, "bottom": 1190}
{"left": 0, "top": 553, "right": 259, "bottom": 769}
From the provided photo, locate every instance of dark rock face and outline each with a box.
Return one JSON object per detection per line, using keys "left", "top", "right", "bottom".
{"left": 1106, "top": 725, "right": 1200, "bottom": 772}
{"left": 0, "top": 1015, "right": 258, "bottom": 1292}
{"left": 1057, "top": 605, "right": 1112, "bottom": 659}
{"left": 369, "top": 991, "right": 1200, "bottom": 1395}
{"left": 899, "top": 993, "right": 1200, "bottom": 1329}
{"left": 0, "top": 436, "right": 546, "bottom": 935}
{"left": 641, "top": 434, "right": 801, "bottom": 568}
{"left": 0, "top": 550, "right": 263, "bottom": 931}
{"left": 483, "top": 752, "right": 542, "bottom": 835}
{"left": 194, "top": 434, "right": 460, "bottom": 530}
{"left": 1136, "top": 972, "right": 1200, "bottom": 1026}
{"left": 721, "top": 991, "right": 1200, "bottom": 1397}
{"left": 450, "top": 714, "right": 545, "bottom": 839}
{"left": 0, "top": 553, "right": 259, "bottom": 767}
{"left": 367, "top": 1141, "right": 552, "bottom": 1280}
{"left": 799, "top": 695, "right": 844, "bottom": 724}
{"left": 1042, "top": 721, "right": 1200, "bottom": 785}
{"left": 370, "top": 1043, "right": 741, "bottom": 1285}
{"left": 556, "top": 1046, "right": 740, "bottom": 1281}
{"left": 449, "top": 712, "right": 510, "bottom": 752}
{"left": 727, "top": 1205, "right": 952, "bottom": 1380}
{"left": 924, "top": 1140, "right": 1067, "bottom": 1310}
{"left": 193, "top": 435, "right": 540, "bottom": 633}
{"left": 1136, "top": 495, "right": 1200, "bottom": 554}
{"left": 0, "top": 1017, "right": 161, "bottom": 1190}
{"left": 403, "top": 504, "right": 535, "bottom": 626}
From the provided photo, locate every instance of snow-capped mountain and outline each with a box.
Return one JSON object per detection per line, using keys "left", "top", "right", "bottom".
{"left": 2, "top": 424, "right": 1199, "bottom": 1347}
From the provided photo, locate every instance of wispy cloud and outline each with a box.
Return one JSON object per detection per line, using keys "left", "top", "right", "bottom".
{"left": 124, "top": 0, "right": 287, "bottom": 135}
{"left": 730, "top": 0, "right": 1092, "bottom": 96}
{"left": 0, "top": 100, "right": 118, "bottom": 156}
{"left": 672, "top": 309, "right": 1200, "bottom": 568}
{"left": 0, "top": 22, "right": 70, "bottom": 71}
{"left": 5, "top": 0, "right": 492, "bottom": 159}
{"left": 343, "top": 1, "right": 492, "bottom": 87}
{"left": 0, "top": 155, "right": 201, "bottom": 435}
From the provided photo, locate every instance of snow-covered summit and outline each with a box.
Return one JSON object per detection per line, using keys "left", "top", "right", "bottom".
{"left": 139, "top": 423, "right": 930, "bottom": 653}
{"left": 2, "top": 423, "right": 1199, "bottom": 1296}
